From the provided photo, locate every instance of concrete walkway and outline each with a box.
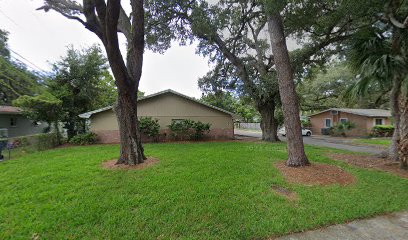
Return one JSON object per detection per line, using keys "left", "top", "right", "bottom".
{"left": 235, "top": 129, "right": 384, "bottom": 155}
{"left": 275, "top": 211, "right": 408, "bottom": 240}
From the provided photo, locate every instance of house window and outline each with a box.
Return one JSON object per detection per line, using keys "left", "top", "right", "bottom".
{"left": 10, "top": 117, "right": 17, "bottom": 127}
{"left": 340, "top": 118, "right": 348, "bottom": 124}
{"left": 324, "top": 118, "right": 332, "bottom": 128}
{"left": 374, "top": 118, "right": 384, "bottom": 126}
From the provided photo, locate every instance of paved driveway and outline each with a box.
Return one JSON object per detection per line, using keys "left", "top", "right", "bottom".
{"left": 275, "top": 210, "right": 408, "bottom": 240}
{"left": 234, "top": 129, "right": 384, "bottom": 155}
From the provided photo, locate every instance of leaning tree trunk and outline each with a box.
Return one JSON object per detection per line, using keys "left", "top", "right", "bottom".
{"left": 388, "top": 76, "right": 401, "bottom": 161}
{"left": 399, "top": 95, "right": 408, "bottom": 170}
{"left": 258, "top": 101, "right": 279, "bottom": 142}
{"left": 267, "top": 13, "right": 309, "bottom": 167}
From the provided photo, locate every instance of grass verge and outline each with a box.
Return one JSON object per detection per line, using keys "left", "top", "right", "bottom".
{"left": 0, "top": 142, "right": 407, "bottom": 239}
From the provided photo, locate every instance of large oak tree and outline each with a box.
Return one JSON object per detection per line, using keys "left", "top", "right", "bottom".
{"left": 39, "top": 0, "right": 146, "bottom": 164}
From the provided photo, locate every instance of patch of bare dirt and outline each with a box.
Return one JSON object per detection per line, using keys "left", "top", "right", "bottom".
{"left": 271, "top": 185, "right": 298, "bottom": 201}
{"left": 328, "top": 153, "right": 408, "bottom": 179}
{"left": 102, "top": 157, "right": 159, "bottom": 170}
{"left": 275, "top": 161, "right": 356, "bottom": 186}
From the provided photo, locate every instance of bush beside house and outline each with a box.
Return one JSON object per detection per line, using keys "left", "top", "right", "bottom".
{"left": 168, "top": 119, "right": 211, "bottom": 140}
{"left": 371, "top": 125, "right": 394, "bottom": 137}
{"left": 69, "top": 133, "right": 98, "bottom": 145}
{"left": 139, "top": 117, "right": 161, "bottom": 142}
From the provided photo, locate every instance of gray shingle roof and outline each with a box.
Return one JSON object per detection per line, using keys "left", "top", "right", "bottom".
{"left": 309, "top": 108, "right": 391, "bottom": 117}
{"left": 79, "top": 89, "right": 238, "bottom": 119}
{"left": 0, "top": 106, "right": 22, "bottom": 115}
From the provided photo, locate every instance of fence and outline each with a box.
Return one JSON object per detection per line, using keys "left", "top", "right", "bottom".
{"left": 0, "top": 133, "right": 59, "bottom": 160}
{"left": 235, "top": 122, "right": 261, "bottom": 130}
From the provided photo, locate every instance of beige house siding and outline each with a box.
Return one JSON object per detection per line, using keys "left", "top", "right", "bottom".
{"left": 89, "top": 92, "right": 234, "bottom": 143}
{"left": 310, "top": 110, "right": 391, "bottom": 137}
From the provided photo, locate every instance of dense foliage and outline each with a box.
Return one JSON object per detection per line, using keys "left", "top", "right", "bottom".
{"left": 330, "top": 121, "right": 356, "bottom": 137}
{"left": 371, "top": 125, "right": 395, "bottom": 137}
{"left": 13, "top": 92, "right": 64, "bottom": 143}
{"left": 168, "top": 119, "right": 211, "bottom": 140}
{"left": 298, "top": 63, "right": 389, "bottom": 112}
{"left": 47, "top": 45, "right": 116, "bottom": 139}
{"left": 0, "top": 29, "right": 43, "bottom": 105}
{"left": 69, "top": 133, "right": 98, "bottom": 145}
{"left": 200, "top": 91, "right": 260, "bottom": 122}
{"left": 139, "top": 117, "right": 160, "bottom": 139}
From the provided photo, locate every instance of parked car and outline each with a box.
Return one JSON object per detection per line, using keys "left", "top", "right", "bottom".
{"left": 278, "top": 127, "right": 312, "bottom": 136}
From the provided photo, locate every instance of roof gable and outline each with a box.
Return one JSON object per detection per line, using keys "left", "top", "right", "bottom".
{"left": 309, "top": 108, "right": 391, "bottom": 118}
{"left": 79, "top": 89, "right": 237, "bottom": 119}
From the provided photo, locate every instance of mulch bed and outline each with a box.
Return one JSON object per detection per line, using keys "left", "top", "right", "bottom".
{"left": 274, "top": 161, "right": 356, "bottom": 186}
{"left": 102, "top": 157, "right": 159, "bottom": 170}
{"left": 328, "top": 153, "right": 408, "bottom": 179}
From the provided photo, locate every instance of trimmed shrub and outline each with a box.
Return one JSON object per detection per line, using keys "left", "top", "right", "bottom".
{"left": 301, "top": 119, "right": 311, "bottom": 128}
{"left": 168, "top": 119, "right": 195, "bottom": 140}
{"left": 37, "top": 133, "right": 59, "bottom": 150}
{"left": 191, "top": 121, "right": 211, "bottom": 140}
{"left": 168, "top": 119, "right": 211, "bottom": 140}
{"left": 371, "top": 125, "right": 394, "bottom": 137}
{"left": 69, "top": 133, "right": 98, "bottom": 145}
{"left": 329, "top": 121, "right": 356, "bottom": 137}
{"left": 139, "top": 117, "right": 160, "bottom": 140}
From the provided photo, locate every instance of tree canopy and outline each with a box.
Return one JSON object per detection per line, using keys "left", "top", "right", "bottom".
{"left": 47, "top": 45, "right": 115, "bottom": 138}
{"left": 0, "top": 29, "right": 43, "bottom": 105}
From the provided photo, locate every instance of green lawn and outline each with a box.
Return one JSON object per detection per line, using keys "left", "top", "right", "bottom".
{"left": 0, "top": 142, "right": 407, "bottom": 239}
{"left": 352, "top": 138, "right": 391, "bottom": 146}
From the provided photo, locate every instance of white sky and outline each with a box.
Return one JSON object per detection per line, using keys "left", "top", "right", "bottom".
{"left": 0, "top": 0, "right": 210, "bottom": 98}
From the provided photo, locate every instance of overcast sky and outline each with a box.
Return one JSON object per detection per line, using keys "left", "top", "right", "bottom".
{"left": 0, "top": 0, "right": 210, "bottom": 97}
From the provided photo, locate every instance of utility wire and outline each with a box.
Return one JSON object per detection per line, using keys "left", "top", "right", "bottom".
{"left": 0, "top": 8, "right": 19, "bottom": 27}
{"left": 7, "top": 48, "right": 47, "bottom": 73}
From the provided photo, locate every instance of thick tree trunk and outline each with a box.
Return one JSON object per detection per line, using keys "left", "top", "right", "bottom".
{"left": 40, "top": 1, "right": 146, "bottom": 164}
{"left": 114, "top": 93, "right": 146, "bottom": 165}
{"left": 388, "top": 76, "right": 401, "bottom": 161}
{"left": 104, "top": 0, "right": 146, "bottom": 165}
{"left": 258, "top": 101, "right": 279, "bottom": 142}
{"left": 399, "top": 96, "right": 408, "bottom": 170}
{"left": 267, "top": 13, "right": 309, "bottom": 167}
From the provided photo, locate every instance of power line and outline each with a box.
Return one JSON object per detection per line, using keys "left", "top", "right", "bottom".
{"left": 0, "top": 8, "right": 19, "bottom": 27}
{"left": 7, "top": 48, "right": 48, "bottom": 74}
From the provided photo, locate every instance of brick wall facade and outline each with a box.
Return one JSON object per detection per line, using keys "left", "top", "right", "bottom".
{"left": 94, "top": 128, "right": 234, "bottom": 144}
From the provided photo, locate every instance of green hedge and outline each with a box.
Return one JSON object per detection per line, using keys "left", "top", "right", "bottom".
{"left": 168, "top": 119, "right": 211, "bottom": 140}
{"left": 69, "top": 133, "right": 98, "bottom": 145}
{"left": 139, "top": 117, "right": 160, "bottom": 139}
{"left": 371, "top": 125, "right": 394, "bottom": 137}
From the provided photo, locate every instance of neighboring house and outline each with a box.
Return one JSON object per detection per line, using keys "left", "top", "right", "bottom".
{"left": 0, "top": 106, "right": 48, "bottom": 138}
{"left": 309, "top": 108, "right": 392, "bottom": 137}
{"left": 79, "top": 89, "right": 237, "bottom": 143}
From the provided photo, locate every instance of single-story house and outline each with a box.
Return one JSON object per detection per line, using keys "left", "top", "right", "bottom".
{"left": 309, "top": 108, "right": 392, "bottom": 137}
{"left": 79, "top": 89, "right": 237, "bottom": 143}
{"left": 0, "top": 106, "right": 48, "bottom": 138}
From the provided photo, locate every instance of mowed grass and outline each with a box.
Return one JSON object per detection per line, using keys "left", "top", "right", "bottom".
{"left": 0, "top": 142, "right": 407, "bottom": 239}
{"left": 352, "top": 138, "right": 391, "bottom": 146}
